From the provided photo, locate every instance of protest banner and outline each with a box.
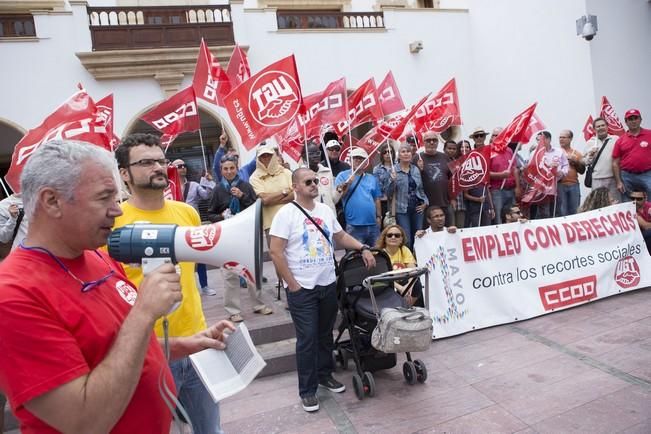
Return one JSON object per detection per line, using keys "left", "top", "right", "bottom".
{"left": 414, "top": 202, "right": 651, "bottom": 339}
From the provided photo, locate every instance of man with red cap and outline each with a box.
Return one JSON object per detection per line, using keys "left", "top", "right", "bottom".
{"left": 612, "top": 109, "right": 651, "bottom": 200}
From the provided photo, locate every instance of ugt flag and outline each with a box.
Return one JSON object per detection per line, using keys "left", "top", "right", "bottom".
{"left": 224, "top": 55, "right": 303, "bottom": 150}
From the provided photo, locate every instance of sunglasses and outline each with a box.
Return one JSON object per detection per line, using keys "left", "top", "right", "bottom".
{"left": 386, "top": 233, "right": 402, "bottom": 239}
{"left": 381, "top": 150, "right": 391, "bottom": 155}
{"left": 423, "top": 138, "right": 438, "bottom": 143}
{"left": 303, "top": 178, "right": 319, "bottom": 186}
{"left": 473, "top": 133, "right": 487, "bottom": 138}
{"left": 174, "top": 164, "right": 187, "bottom": 168}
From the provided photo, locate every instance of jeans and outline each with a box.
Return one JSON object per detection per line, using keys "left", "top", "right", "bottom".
{"left": 465, "top": 203, "right": 492, "bottom": 227}
{"left": 346, "top": 224, "right": 379, "bottom": 246}
{"left": 396, "top": 208, "right": 424, "bottom": 250}
{"left": 170, "top": 357, "right": 223, "bottom": 434}
{"left": 286, "top": 282, "right": 338, "bottom": 398}
{"left": 557, "top": 183, "right": 581, "bottom": 217}
{"left": 491, "top": 188, "right": 515, "bottom": 224}
{"left": 197, "top": 263, "right": 208, "bottom": 288}
{"left": 621, "top": 170, "right": 651, "bottom": 200}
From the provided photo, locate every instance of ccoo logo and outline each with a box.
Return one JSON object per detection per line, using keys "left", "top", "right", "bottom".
{"left": 185, "top": 223, "right": 222, "bottom": 251}
{"left": 249, "top": 71, "right": 301, "bottom": 127}
{"left": 614, "top": 256, "right": 640, "bottom": 288}
{"left": 458, "top": 153, "right": 488, "bottom": 188}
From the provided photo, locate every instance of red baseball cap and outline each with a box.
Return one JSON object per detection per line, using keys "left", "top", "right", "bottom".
{"left": 624, "top": 109, "right": 641, "bottom": 119}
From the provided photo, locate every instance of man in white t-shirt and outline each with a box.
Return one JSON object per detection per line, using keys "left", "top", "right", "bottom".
{"left": 269, "top": 167, "right": 375, "bottom": 413}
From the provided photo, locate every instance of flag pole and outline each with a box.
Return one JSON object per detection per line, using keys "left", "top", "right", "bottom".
{"left": 500, "top": 141, "right": 523, "bottom": 190}
{"left": 320, "top": 135, "right": 333, "bottom": 174}
{"left": 553, "top": 194, "right": 557, "bottom": 218}
{"left": 197, "top": 127, "right": 209, "bottom": 175}
{"left": 478, "top": 184, "right": 487, "bottom": 227}
{"left": 410, "top": 124, "right": 422, "bottom": 161}
{"left": 0, "top": 177, "right": 11, "bottom": 198}
{"left": 303, "top": 122, "right": 309, "bottom": 167}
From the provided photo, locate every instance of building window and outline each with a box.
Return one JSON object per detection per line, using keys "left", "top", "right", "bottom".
{"left": 0, "top": 15, "right": 36, "bottom": 37}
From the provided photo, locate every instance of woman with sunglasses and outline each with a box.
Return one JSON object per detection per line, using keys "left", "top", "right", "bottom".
{"left": 376, "top": 224, "right": 423, "bottom": 307}
{"left": 387, "top": 144, "right": 428, "bottom": 249}
{"left": 373, "top": 143, "right": 396, "bottom": 228}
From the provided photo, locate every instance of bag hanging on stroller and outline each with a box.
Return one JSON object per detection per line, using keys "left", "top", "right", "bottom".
{"left": 371, "top": 306, "right": 433, "bottom": 353}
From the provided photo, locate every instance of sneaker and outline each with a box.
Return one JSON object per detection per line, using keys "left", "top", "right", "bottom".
{"left": 301, "top": 395, "right": 319, "bottom": 412}
{"left": 319, "top": 376, "right": 346, "bottom": 393}
{"left": 201, "top": 286, "right": 217, "bottom": 296}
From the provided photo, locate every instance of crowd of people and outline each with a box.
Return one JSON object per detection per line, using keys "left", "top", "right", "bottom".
{"left": 0, "top": 107, "right": 648, "bottom": 431}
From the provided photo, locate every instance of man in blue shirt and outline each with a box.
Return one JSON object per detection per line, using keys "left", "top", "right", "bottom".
{"left": 335, "top": 148, "right": 382, "bottom": 246}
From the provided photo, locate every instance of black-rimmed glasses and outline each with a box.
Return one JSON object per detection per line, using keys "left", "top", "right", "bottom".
{"left": 128, "top": 158, "right": 169, "bottom": 168}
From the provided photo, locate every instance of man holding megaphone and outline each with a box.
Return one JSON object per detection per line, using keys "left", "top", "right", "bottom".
{"left": 114, "top": 133, "right": 228, "bottom": 434}
{"left": 0, "top": 140, "right": 233, "bottom": 433}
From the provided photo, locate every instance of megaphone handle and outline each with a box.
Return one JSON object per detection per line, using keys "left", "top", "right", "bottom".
{"left": 142, "top": 257, "right": 181, "bottom": 314}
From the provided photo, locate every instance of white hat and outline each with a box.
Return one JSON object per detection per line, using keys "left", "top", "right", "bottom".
{"left": 350, "top": 147, "right": 369, "bottom": 159}
{"left": 325, "top": 139, "right": 342, "bottom": 149}
{"left": 256, "top": 144, "right": 276, "bottom": 156}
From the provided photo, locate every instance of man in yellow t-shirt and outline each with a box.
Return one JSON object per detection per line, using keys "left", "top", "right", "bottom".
{"left": 114, "top": 133, "right": 225, "bottom": 434}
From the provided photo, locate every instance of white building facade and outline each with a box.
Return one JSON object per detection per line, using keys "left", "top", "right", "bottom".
{"left": 0, "top": 0, "right": 649, "bottom": 180}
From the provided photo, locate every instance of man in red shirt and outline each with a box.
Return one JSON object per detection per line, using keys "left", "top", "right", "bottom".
{"left": 612, "top": 109, "right": 651, "bottom": 200}
{"left": 630, "top": 190, "right": 651, "bottom": 254}
{"left": 0, "top": 140, "right": 233, "bottom": 433}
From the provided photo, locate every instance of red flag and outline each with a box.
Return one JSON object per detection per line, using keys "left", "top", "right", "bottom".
{"left": 164, "top": 165, "right": 184, "bottom": 201}
{"left": 333, "top": 78, "right": 383, "bottom": 136}
{"left": 521, "top": 145, "right": 557, "bottom": 203}
{"left": 298, "top": 78, "right": 348, "bottom": 137}
{"left": 377, "top": 71, "right": 405, "bottom": 116}
{"left": 141, "top": 87, "right": 200, "bottom": 151}
{"left": 449, "top": 145, "right": 492, "bottom": 196}
{"left": 223, "top": 55, "right": 303, "bottom": 150}
{"left": 520, "top": 112, "right": 546, "bottom": 144}
{"left": 355, "top": 94, "right": 430, "bottom": 155}
{"left": 491, "top": 102, "right": 538, "bottom": 152}
{"left": 192, "top": 39, "right": 231, "bottom": 107}
{"left": 583, "top": 115, "right": 595, "bottom": 141}
{"left": 225, "top": 45, "right": 251, "bottom": 88}
{"left": 600, "top": 96, "right": 625, "bottom": 136}
{"left": 5, "top": 90, "right": 113, "bottom": 192}
{"left": 412, "top": 78, "right": 462, "bottom": 134}
{"left": 95, "top": 94, "right": 120, "bottom": 151}
{"left": 276, "top": 120, "right": 305, "bottom": 163}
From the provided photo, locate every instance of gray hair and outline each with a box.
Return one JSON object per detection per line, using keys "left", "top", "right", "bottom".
{"left": 20, "top": 140, "right": 119, "bottom": 218}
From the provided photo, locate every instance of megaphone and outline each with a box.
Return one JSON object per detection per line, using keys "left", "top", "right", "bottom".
{"left": 107, "top": 199, "right": 264, "bottom": 290}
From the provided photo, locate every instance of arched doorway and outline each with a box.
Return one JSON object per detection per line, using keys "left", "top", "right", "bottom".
{"left": 0, "top": 118, "right": 26, "bottom": 198}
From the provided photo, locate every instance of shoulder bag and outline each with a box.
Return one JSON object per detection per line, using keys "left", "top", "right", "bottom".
{"left": 584, "top": 138, "right": 610, "bottom": 188}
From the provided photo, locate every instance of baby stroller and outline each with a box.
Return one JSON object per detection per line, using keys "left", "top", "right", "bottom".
{"left": 333, "top": 249, "right": 432, "bottom": 400}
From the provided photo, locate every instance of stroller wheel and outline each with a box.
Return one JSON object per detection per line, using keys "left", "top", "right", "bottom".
{"left": 338, "top": 348, "right": 349, "bottom": 370}
{"left": 363, "top": 371, "right": 376, "bottom": 397}
{"left": 413, "top": 359, "right": 428, "bottom": 383}
{"left": 352, "top": 374, "right": 365, "bottom": 400}
{"left": 403, "top": 361, "right": 417, "bottom": 385}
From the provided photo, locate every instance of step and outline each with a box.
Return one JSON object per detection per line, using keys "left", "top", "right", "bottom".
{"left": 247, "top": 316, "right": 296, "bottom": 346}
{"left": 256, "top": 338, "right": 297, "bottom": 378}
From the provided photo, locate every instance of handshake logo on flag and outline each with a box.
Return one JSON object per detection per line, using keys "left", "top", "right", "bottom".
{"left": 458, "top": 153, "right": 488, "bottom": 188}
{"left": 250, "top": 71, "right": 300, "bottom": 127}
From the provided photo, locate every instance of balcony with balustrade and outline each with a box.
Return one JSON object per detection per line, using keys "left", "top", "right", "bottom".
{"left": 87, "top": 4, "right": 234, "bottom": 51}
{"left": 276, "top": 10, "right": 385, "bottom": 30}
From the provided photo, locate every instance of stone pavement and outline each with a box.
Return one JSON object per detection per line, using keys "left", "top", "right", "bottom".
{"left": 215, "top": 284, "right": 651, "bottom": 433}
{"left": 5, "top": 269, "right": 651, "bottom": 433}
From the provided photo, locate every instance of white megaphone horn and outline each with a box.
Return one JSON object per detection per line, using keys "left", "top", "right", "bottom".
{"left": 107, "top": 199, "right": 264, "bottom": 289}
